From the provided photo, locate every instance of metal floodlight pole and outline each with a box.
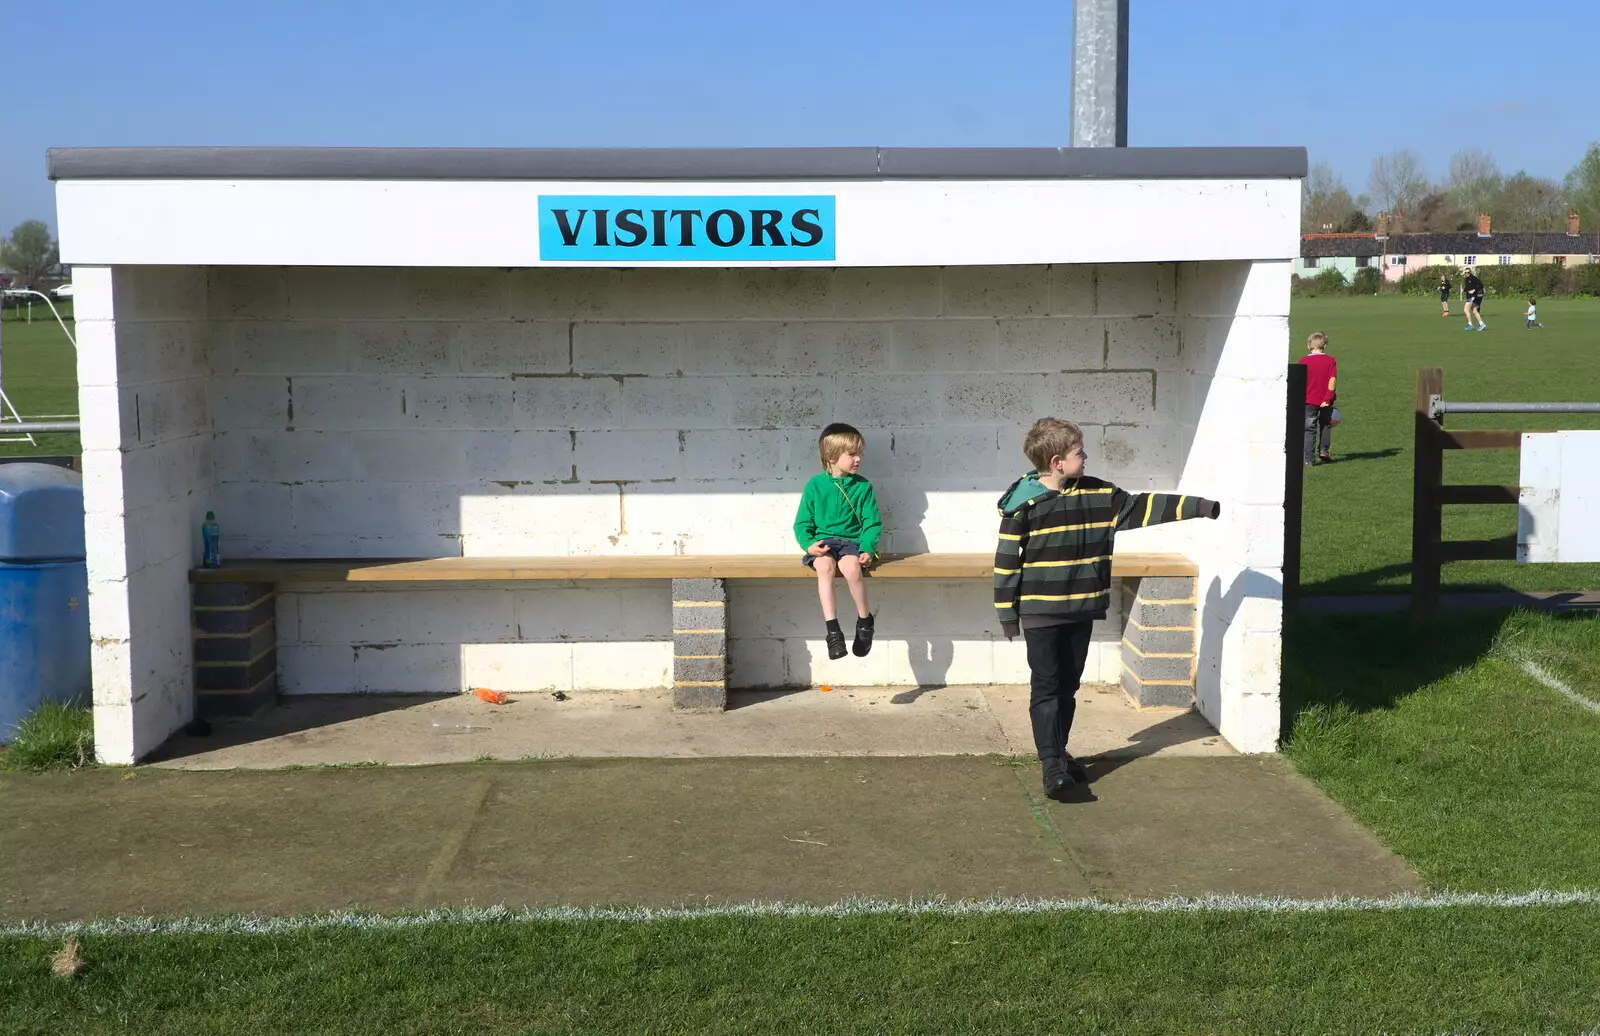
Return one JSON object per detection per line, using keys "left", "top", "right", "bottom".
{"left": 1071, "top": 0, "right": 1129, "bottom": 148}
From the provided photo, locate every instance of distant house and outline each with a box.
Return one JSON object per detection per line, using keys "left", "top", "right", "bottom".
{"left": 1294, "top": 234, "right": 1380, "bottom": 281}
{"left": 1298, "top": 211, "right": 1600, "bottom": 283}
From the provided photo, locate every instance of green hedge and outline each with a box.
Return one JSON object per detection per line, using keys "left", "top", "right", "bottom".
{"left": 1292, "top": 267, "right": 1353, "bottom": 296}
{"left": 1293, "top": 266, "right": 1384, "bottom": 297}
{"left": 1396, "top": 262, "right": 1600, "bottom": 298}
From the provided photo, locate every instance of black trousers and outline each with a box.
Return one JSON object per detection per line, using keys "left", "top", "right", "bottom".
{"left": 1303, "top": 404, "right": 1332, "bottom": 464}
{"left": 1023, "top": 621, "right": 1094, "bottom": 760}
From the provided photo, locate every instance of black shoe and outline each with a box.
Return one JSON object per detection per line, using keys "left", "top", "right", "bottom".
{"left": 852, "top": 615, "right": 875, "bottom": 657}
{"left": 1063, "top": 754, "right": 1089, "bottom": 784}
{"left": 1041, "top": 756, "right": 1076, "bottom": 800}
{"left": 826, "top": 627, "right": 847, "bottom": 660}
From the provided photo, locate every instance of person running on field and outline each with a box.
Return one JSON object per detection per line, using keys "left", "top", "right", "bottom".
{"left": 1463, "top": 268, "right": 1486, "bottom": 331}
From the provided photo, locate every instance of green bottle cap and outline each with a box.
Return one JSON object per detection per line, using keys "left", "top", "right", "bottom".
{"left": 205, "top": 511, "right": 216, "bottom": 520}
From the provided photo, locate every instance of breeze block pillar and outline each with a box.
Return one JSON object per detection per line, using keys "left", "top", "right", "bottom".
{"left": 671, "top": 577, "right": 727, "bottom": 710}
{"left": 1120, "top": 576, "right": 1198, "bottom": 707}
{"left": 192, "top": 581, "right": 279, "bottom": 718}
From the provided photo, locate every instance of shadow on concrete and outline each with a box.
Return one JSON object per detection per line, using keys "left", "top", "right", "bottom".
{"left": 1067, "top": 710, "right": 1224, "bottom": 798}
{"left": 146, "top": 694, "right": 448, "bottom": 764}
{"left": 724, "top": 688, "right": 810, "bottom": 711}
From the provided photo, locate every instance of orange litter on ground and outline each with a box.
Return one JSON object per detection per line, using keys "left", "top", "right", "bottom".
{"left": 473, "top": 688, "right": 510, "bottom": 705}
{"left": 819, "top": 685, "right": 832, "bottom": 693}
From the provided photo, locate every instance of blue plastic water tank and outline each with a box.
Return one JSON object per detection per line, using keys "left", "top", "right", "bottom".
{"left": 0, "top": 464, "right": 91, "bottom": 742}
{"left": 0, "top": 463, "right": 87, "bottom": 561}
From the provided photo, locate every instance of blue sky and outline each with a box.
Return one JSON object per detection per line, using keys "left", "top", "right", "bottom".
{"left": 6, "top": 0, "right": 1599, "bottom": 235}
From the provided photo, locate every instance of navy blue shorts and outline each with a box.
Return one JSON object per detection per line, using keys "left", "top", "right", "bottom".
{"left": 801, "top": 537, "right": 865, "bottom": 569}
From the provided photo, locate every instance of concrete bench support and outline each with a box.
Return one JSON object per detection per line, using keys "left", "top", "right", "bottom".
{"left": 192, "top": 581, "right": 279, "bottom": 718}
{"left": 671, "top": 577, "right": 727, "bottom": 710}
{"left": 1120, "top": 576, "right": 1198, "bottom": 708}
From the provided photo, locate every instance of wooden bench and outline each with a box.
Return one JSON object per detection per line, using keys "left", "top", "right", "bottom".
{"left": 189, "top": 553, "right": 1199, "bottom": 717}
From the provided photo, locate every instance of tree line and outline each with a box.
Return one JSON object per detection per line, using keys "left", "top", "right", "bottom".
{"left": 1303, "top": 144, "right": 1600, "bottom": 235}
{"left": 0, "top": 220, "right": 60, "bottom": 288}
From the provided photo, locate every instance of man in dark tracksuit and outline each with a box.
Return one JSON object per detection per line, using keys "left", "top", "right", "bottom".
{"left": 1464, "top": 269, "right": 1486, "bottom": 330}
{"left": 994, "top": 418, "right": 1221, "bottom": 800}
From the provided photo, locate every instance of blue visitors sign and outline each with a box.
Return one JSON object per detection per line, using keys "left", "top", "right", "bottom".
{"left": 538, "top": 195, "right": 836, "bottom": 261}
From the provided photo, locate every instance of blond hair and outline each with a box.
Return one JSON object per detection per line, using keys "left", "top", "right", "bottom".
{"left": 818, "top": 422, "right": 865, "bottom": 469}
{"left": 1307, "top": 332, "right": 1328, "bottom": 352}
{"left": 1022, "top": 418, "right": 1083, "bottom": 472}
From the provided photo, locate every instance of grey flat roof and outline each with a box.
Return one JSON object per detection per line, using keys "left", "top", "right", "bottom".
{"left": 48, "top": 146, "right": 1307, "bottom": 181}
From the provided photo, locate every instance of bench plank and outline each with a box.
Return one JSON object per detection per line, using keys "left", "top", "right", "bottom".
{"left": 190, "top": 552, "right": 1197, "bottom": 584}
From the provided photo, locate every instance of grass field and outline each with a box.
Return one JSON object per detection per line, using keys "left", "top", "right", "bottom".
{"left": 5, "top": 291, "right": 1600, "bottom": 1030}
{"left": 1283, "top": 608, "right": 1600, "bottom": 891}
{"left": 4, "top": 903, "right": 1600, "bottom": 1034}
{"left": 0, "top": 305, "right": 79, "bottom": 458}
{"left": 1291, "top": 294, "right": 1600, "bottom": 594}
{"left": 2, "top": 609, "right": 1598, "bottom": 1033}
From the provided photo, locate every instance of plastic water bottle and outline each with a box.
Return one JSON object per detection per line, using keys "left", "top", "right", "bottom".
{"left": 201, "top": 511, "right": 221, "bottom": 569}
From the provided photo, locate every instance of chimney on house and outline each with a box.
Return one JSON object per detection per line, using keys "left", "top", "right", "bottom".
{"left": 1477, "top": 211, "right": 1492, "bottom": 236}
{"left": 1392, "top": 207, "right": 1405, "bottom": 234}
{"left": 1568, "top": 209, "right": 1581, "bottom": 236}
{"left": 1376, "top": 211, "right": 1390, "bottom": 238}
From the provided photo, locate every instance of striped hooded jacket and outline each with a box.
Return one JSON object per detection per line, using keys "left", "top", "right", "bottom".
{"left": 993, "top": 473, "right": 1219, "bottom": 635}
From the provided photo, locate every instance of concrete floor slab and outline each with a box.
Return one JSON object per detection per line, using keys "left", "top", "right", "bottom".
{"left": 147, "top": 684, "right": 1231, "bottom": 770}
{"left": 0, "top": 755, "right": 1422, "bottom": 924}
{"left": 1043, "top": 756, "right": 1425, "bottom": 900}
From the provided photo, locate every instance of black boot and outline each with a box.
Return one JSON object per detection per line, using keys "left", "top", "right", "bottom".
{"left": 1041, "top": 756, "right": 1075, "bottom": 800}
{"left": 852, "top": 614, "right": 875, "bottom": 657}
{"left": 825, "top": 620, "right": 847, "bottom": 660}
{"left": 1063, "top": 753, "right": 1089, "bottom": 784}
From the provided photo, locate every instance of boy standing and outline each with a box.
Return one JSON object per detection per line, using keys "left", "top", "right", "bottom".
{"left": 994, "top": 418, "right": 1221, "bottom": 801}
{"left": 1525, "top": 297, "right": 1542, "bottom": 328}
{"left": 794, "top": 423, "right": 883, "bottom": 660}
{"left": 1300, "top": 332, "right": 1338, "bottom": 465}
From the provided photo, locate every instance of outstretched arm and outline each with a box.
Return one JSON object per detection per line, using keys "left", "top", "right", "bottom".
{"left": 1112, "top": 490, "right": 1221, "bottom": 531}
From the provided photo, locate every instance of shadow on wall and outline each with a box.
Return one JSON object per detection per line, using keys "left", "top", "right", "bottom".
{"left": 1196, "top": 568, "right": 1284, "bottom": 738}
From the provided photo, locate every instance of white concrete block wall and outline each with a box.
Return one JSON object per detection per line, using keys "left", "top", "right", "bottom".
{"left": 75, "top": 261, "right": 1284, "bottom": 754}
{"left": 79, "top": 266, "right": 214, "bottom": 763}
{"left": 207, "top": 264, "right": 1188, "bottom": 552}
{"left": 276, "top": 582, "right": 670, "bottom": 694}
{"left": 198, "top": 263, "right": 1198, "bottom": 698}
{"left": 1172, "top": 259, "right": 1291, "bottom": 753}
{"left": 727, "top": 579, "right": 1124, "bottom": 690}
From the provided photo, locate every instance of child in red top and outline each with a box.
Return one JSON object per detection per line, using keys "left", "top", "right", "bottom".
{"left": 1300, "top": 332, "right": 1337, "bottom": 465}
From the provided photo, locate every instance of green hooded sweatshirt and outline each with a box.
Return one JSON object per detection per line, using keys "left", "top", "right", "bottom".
{"left": 794, "top": 472, "right": 883, "bottom": 556}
